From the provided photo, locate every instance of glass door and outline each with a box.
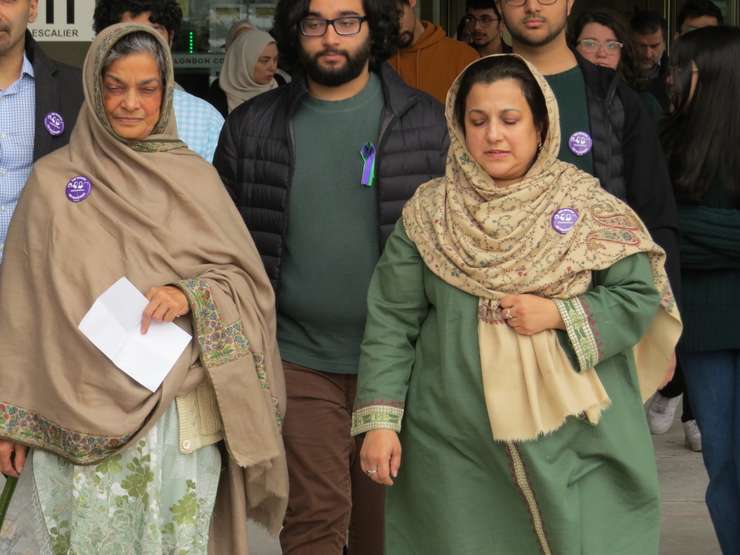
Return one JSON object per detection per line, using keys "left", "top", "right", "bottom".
{"left": 172, "top": 0, "right": 278, "bottom": 97}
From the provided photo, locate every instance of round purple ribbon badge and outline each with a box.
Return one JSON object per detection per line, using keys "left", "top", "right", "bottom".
{"left": 568, "top": 131, "right": 592, "bottom": 157}
{"left": 44, "top": 112, "right": 65, "bottom": 137}
{"left": 65, "top": 176, "right": 92, "bottom": 203}
{"left": 551, "top": 208, "right": 579, "bottom": 234}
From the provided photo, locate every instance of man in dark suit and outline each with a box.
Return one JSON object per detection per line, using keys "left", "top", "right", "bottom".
{"left": 0, "top": 0, "right": 83, "bottom": 261}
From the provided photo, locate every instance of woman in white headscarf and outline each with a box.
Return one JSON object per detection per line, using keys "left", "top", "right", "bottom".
{"left": 218, "top": 25, "right": 280, "bottom": 113}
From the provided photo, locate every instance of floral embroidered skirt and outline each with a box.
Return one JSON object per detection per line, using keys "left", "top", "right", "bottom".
{"left": 0, "top": 403, "right": 221, "bottom": 554}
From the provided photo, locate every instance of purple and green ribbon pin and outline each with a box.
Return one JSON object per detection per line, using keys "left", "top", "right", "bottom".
{"left": 360, "top": 142, "right": 377, "bottom": 187}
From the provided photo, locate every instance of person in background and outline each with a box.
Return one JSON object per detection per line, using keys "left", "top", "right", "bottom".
{"left": 213, "top": 0, "right": 449, "bottom": 552}
{"left": 208, "top": 21, "right": 291, "bottom": 117}
{"left": 569, "top": 9, "right": 664, "bottom": 124}
{"left": 631, "top": 9, "right": 670, "bottom": 110}
{"left": 0, "top": 24, "right": 287, "bottom": 553}
{"left": 466, "top": 0, "right": 511, "bottom": 56}
{"left": 389, "top": 0, "right": 478, "bottom": 103}
{"left": 0, "top": 0, "right": 82, "bottom": 262}
{"left": 355, "top": 53, "right": 681, "bottom": 555}
{"left": 570, "top": 8, "right": 638, "bottom": 86}
{"left": 219, "top": 27, "right": 279, "bottom": 113}
{"left": 661, "top": 26, "right": 740, "bottom": 555}
{"left": 678, "top": 0, "right": 723, "bottom": 36}
{"left": 93, "top": 0, "right": 225, "bottom": 162}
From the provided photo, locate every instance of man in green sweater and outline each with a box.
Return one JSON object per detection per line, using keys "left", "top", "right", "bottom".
{"left": 213, "top": 0, "right": 448, "bottom": 552}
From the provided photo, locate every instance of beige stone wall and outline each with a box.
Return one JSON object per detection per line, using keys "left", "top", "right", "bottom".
{"left": 36, "top": 41, "right": 90, "bottom": 68}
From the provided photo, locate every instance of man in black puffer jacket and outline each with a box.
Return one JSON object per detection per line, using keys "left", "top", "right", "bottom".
{"left": 213, "top": 0, "right": 448, "bottom": 552}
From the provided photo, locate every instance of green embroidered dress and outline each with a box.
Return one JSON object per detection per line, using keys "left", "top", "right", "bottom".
{"left": 352, "top": 223, "right": 663, "bottom": 555}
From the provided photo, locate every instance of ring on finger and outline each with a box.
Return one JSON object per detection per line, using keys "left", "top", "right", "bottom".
{"left": 366, "top": 468, "right": 377, "bottom": 475}
{"left": 504, "top": 308, "right": 513, "bottom": 320}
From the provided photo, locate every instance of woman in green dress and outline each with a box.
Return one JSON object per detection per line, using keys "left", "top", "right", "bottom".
{"left": 0, "top": 24, "right": 287, "bottom": 554}
{"left": 352, "top": 55, "right": 682, "bottom": 554}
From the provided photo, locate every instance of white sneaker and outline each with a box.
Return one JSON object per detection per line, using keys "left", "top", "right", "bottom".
{"left": 647, "top": 393, "right": 682, "bottom": 434}
{"left": 683, "top": 420, "right": 702, "bottom": 452}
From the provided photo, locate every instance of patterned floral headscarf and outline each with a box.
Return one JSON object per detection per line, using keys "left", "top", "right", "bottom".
{"left": 403, "top": 54, "right": 682, "bottom": 441}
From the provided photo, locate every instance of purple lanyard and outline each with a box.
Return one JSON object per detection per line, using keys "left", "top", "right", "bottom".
{"left": 360, "top": 142, "right": 376, "bottom": 187}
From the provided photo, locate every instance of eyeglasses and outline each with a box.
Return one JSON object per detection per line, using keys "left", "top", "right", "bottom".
{"left": 299, "top": 16, "right": 367, "bottom": 37}
{"left": 502, "top": 0, "right": 558, "bottom": 6}
{"left": 463, "top": 15, "right": 499, "bottom": 27}
{"left": 577, "top": 38, "right": 624, "bottom": 54}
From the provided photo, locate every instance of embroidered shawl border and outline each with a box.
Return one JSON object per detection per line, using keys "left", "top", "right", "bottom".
{"left": 177, "top": 278, "right": 283, "bottom": 429}
{"left": 0, "top": 402, "right": 133, "bottom": 464}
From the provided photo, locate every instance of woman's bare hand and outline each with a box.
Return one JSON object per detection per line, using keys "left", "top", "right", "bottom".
{"left": 360, "top": 429, "right": 402, "bottom": 486}
{"left": 141, "top": 285, "right": 190, "bottom": 334}
{"left": 499, "top": 294, "right": 565, "bottom": 336}
{"left": 0, "top": 440, "right": 27, "bottom": 478}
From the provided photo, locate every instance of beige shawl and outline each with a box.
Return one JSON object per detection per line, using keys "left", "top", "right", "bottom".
{"left": 219, "top": 27, "right": 278, "bottom": 113}
{"left": 0, "top": 24, "right": 287, "bottom": 551}
{"left": 403, "top": 54, "right": 682, "bottom": 441}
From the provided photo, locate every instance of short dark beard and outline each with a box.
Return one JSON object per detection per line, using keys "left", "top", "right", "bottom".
{"left": 299, "top": 38, "right": 372, "bottom": 87}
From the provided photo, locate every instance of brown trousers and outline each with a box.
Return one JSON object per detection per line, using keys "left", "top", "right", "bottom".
{"left": 279, "top": 361, "right": 385, "bottom": 555}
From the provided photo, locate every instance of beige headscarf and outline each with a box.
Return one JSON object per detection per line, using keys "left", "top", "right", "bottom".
{"left": 219, "top": 25, "right": 278, "bottom": 113}
{"left": 403, "top": 54, "right": 682, "bottom": 441}
{"left": 0, "top": 23, "right": 287, "bottom": 550}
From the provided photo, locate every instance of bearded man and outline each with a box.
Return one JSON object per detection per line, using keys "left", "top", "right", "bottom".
{"left": 213, "top": 0, "right": 448, "bottom": 552}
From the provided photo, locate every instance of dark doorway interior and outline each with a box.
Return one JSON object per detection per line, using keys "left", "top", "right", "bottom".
{"left": 570, "top": 0, "right": 667, "bottom": 23}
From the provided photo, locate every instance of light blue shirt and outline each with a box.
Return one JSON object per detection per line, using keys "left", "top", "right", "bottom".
{"left": 172, "top": 88, "right": 224, "bottom": 163}
{"left": 0, "top": 54, "right": 35, "bottom": 260}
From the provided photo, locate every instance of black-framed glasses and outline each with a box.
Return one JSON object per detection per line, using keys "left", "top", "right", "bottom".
{"left": 299, "top": 16, "right": 367, "bottom": 37}
{"left": 463, "top": 14, "right": 499, "bottom": 27}
{"left": 502, "top": 0, "right": 558, "bottom": 6}
{"left": 577, "top": 39, "right": 624, "bottom": 54}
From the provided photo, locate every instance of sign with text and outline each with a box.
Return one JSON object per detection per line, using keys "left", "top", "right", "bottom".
{"left": 172, "top": 53, "right": 225, "bottom": 69}
{"left": 29, "top": 0, "right": 96, "bottom": 42}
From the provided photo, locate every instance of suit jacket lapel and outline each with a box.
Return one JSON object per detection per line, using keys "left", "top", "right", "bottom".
{"left": 27, "top": 33, "right": 59, "bottom": 162}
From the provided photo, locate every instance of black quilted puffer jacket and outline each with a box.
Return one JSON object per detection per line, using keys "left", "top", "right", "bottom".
{"left": 213, "top": 63, "right": 449, "bottom": 291}
{"left": 576, "top": 52, "right": 681, "bottom": 300}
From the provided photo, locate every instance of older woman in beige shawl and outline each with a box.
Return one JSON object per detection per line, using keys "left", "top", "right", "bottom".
{"left": 0, "top": 24, "right": 286, "bottom": 554}
{"left": 352, "top": 55, "right": 681, "bottom": 554}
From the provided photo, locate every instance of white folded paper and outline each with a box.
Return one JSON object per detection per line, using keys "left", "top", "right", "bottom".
{"left": 79, "top": 277, "right": 192, "bottom": 392}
